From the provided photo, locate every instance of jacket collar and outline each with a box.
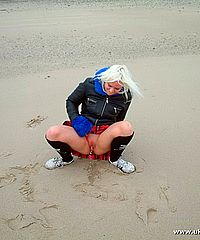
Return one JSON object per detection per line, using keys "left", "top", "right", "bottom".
{"left": 93, "top": 78, "right": 107, "bottom": 96}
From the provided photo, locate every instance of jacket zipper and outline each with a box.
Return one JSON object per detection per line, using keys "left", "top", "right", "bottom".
{"left": 87, "top": 97, "right": 97, "bottom": 104}
{"left": 95, "top": 97, "right": 108, "bottom": 126}
{"left": 100, "top": 97, "right": 108, "bottom": 116}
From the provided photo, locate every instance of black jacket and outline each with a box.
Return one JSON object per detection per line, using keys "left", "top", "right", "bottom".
{"left": 66, "top": 78, "right": 132, "bottom": 126}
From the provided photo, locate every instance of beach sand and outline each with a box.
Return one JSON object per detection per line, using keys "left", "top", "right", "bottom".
{"left": 0, "top": 1, "right": 200, "bottom": 239}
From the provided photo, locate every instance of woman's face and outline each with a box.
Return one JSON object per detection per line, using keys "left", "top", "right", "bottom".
{"left": 104, "top": 81, "right": 123, "bottom": 95}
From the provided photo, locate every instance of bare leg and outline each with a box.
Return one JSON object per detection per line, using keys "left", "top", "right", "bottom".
{"left": 93, "top": 121, "right": 134, "bottom": 155}
{"left": 46, "top": 125, "right": 90, "bottom": 154}
{"left": 45, "top": 121, "right": 135, "bottom": 173}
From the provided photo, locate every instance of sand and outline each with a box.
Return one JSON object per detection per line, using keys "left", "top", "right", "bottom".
{"left": 0, "top": 1, "right": 200, "bottom": 240}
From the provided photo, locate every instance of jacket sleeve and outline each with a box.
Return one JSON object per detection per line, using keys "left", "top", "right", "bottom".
{"left": 116, "top": 101, "right": 131, "bottom": 121}
{"left": 116, "top": 91, "right": 132, "bottom": 121}
{"left": 66, "top": 79, "right": 87, "bottom": 121}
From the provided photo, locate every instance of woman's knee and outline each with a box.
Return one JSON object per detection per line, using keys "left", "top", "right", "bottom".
{"left": 46, "top": 125, "right": 62, "bottom": 140}
{"left": 117, "top": 121, "right": 134, "bottom": 136}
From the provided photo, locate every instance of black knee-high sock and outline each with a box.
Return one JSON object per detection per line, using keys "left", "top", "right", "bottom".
{"left": 110, "top": 133, "right": 134, "bottom": 162}
{"left": 45, "top": 137, "right": 73, "bottom": 162}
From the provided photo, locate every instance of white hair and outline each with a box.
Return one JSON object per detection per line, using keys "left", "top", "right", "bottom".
{"left": 98, "top": 65, "right": 143, "bottom": 98}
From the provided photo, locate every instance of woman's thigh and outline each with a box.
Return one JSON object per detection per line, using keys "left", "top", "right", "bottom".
{"left": 93, "top": 121, "right": 133, "bottom": 155}
{"left": 46, "top": 125, "right": 90, "bottom": 154}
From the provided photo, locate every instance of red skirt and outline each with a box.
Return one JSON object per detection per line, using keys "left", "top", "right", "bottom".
{"left": 63, "top": 120, "right": 110, "bottom": 160}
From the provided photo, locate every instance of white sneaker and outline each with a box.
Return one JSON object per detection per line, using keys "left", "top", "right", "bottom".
{"left": 109, "top": 158, "right": 136, "bottom": 173}
{"left": 45, "top": 157, "right": 74, "bottom": 170}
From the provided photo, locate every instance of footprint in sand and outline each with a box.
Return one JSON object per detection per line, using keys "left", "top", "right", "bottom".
{"left": 135, "top": 192, "right": 158, "bottom": 225}
{"left": 0, "top": 163, "right": 41, "bottom": 197}
{"left": 73, "top": 182, "right": 128, "bottom": 201}
{"left": 135, "top": 182, "right": 177, "bottom": 225}
{"left": 9, "top": 163, "right": 41, "bottom": 202}
{"left": 34, "top": 204, "right": 59, "bottom": 229}
{"left": 26, "top": 115, "right": 48, "bottom": 128}
{"left": 2, "top": 204, "right": 60, "bottom": 230}
{"left": 135, "top": 192, "right": 147, "bottom": 225}
{"left": 10, "top": 163, "right": 41, "bottom": 176}
{"left": 147, "top": 208, "right": 158, "bottom": 224}
{"left": 1, "top": 163, "right": 61, "bottom": 231}
{"left": 0, "top": 152, "right": 15, "bottom": 188}
{"left": 18, "top": 175, "right": 34, "bottom": 202}
{"left": 73, "top": 183, "right": 108, "bottom": 201}
{"left": 159, "top": 184, "right": 177, "bottom": 213}
{"left": 3, "top": 214, "right": 37, "bottom": 230}
{"left": 0, "top": 152, "right": 13, "bottom": 158}
{"left": 0, "top": 173, "right": 17, "bottom": 188}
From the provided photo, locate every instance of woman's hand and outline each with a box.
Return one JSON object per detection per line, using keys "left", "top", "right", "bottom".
{"left": 72, "top": 116, "right": 93, "bottom": 137}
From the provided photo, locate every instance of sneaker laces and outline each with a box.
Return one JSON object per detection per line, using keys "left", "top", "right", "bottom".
{"left": 116, "top": 158, "right": 129, "bottom": 168}
{"left": 109, "top": 157, "right": 135, "bottom": 173}
{"left": 53, "top": 157, "right": 65, "bottom": 168}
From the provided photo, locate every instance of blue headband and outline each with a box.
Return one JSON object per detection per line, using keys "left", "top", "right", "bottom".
{"left": 94, "top": 66, "right": 110, "bottom": 80}
{"left": 93, "top": 66, "right": 110, "bottom": 96}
